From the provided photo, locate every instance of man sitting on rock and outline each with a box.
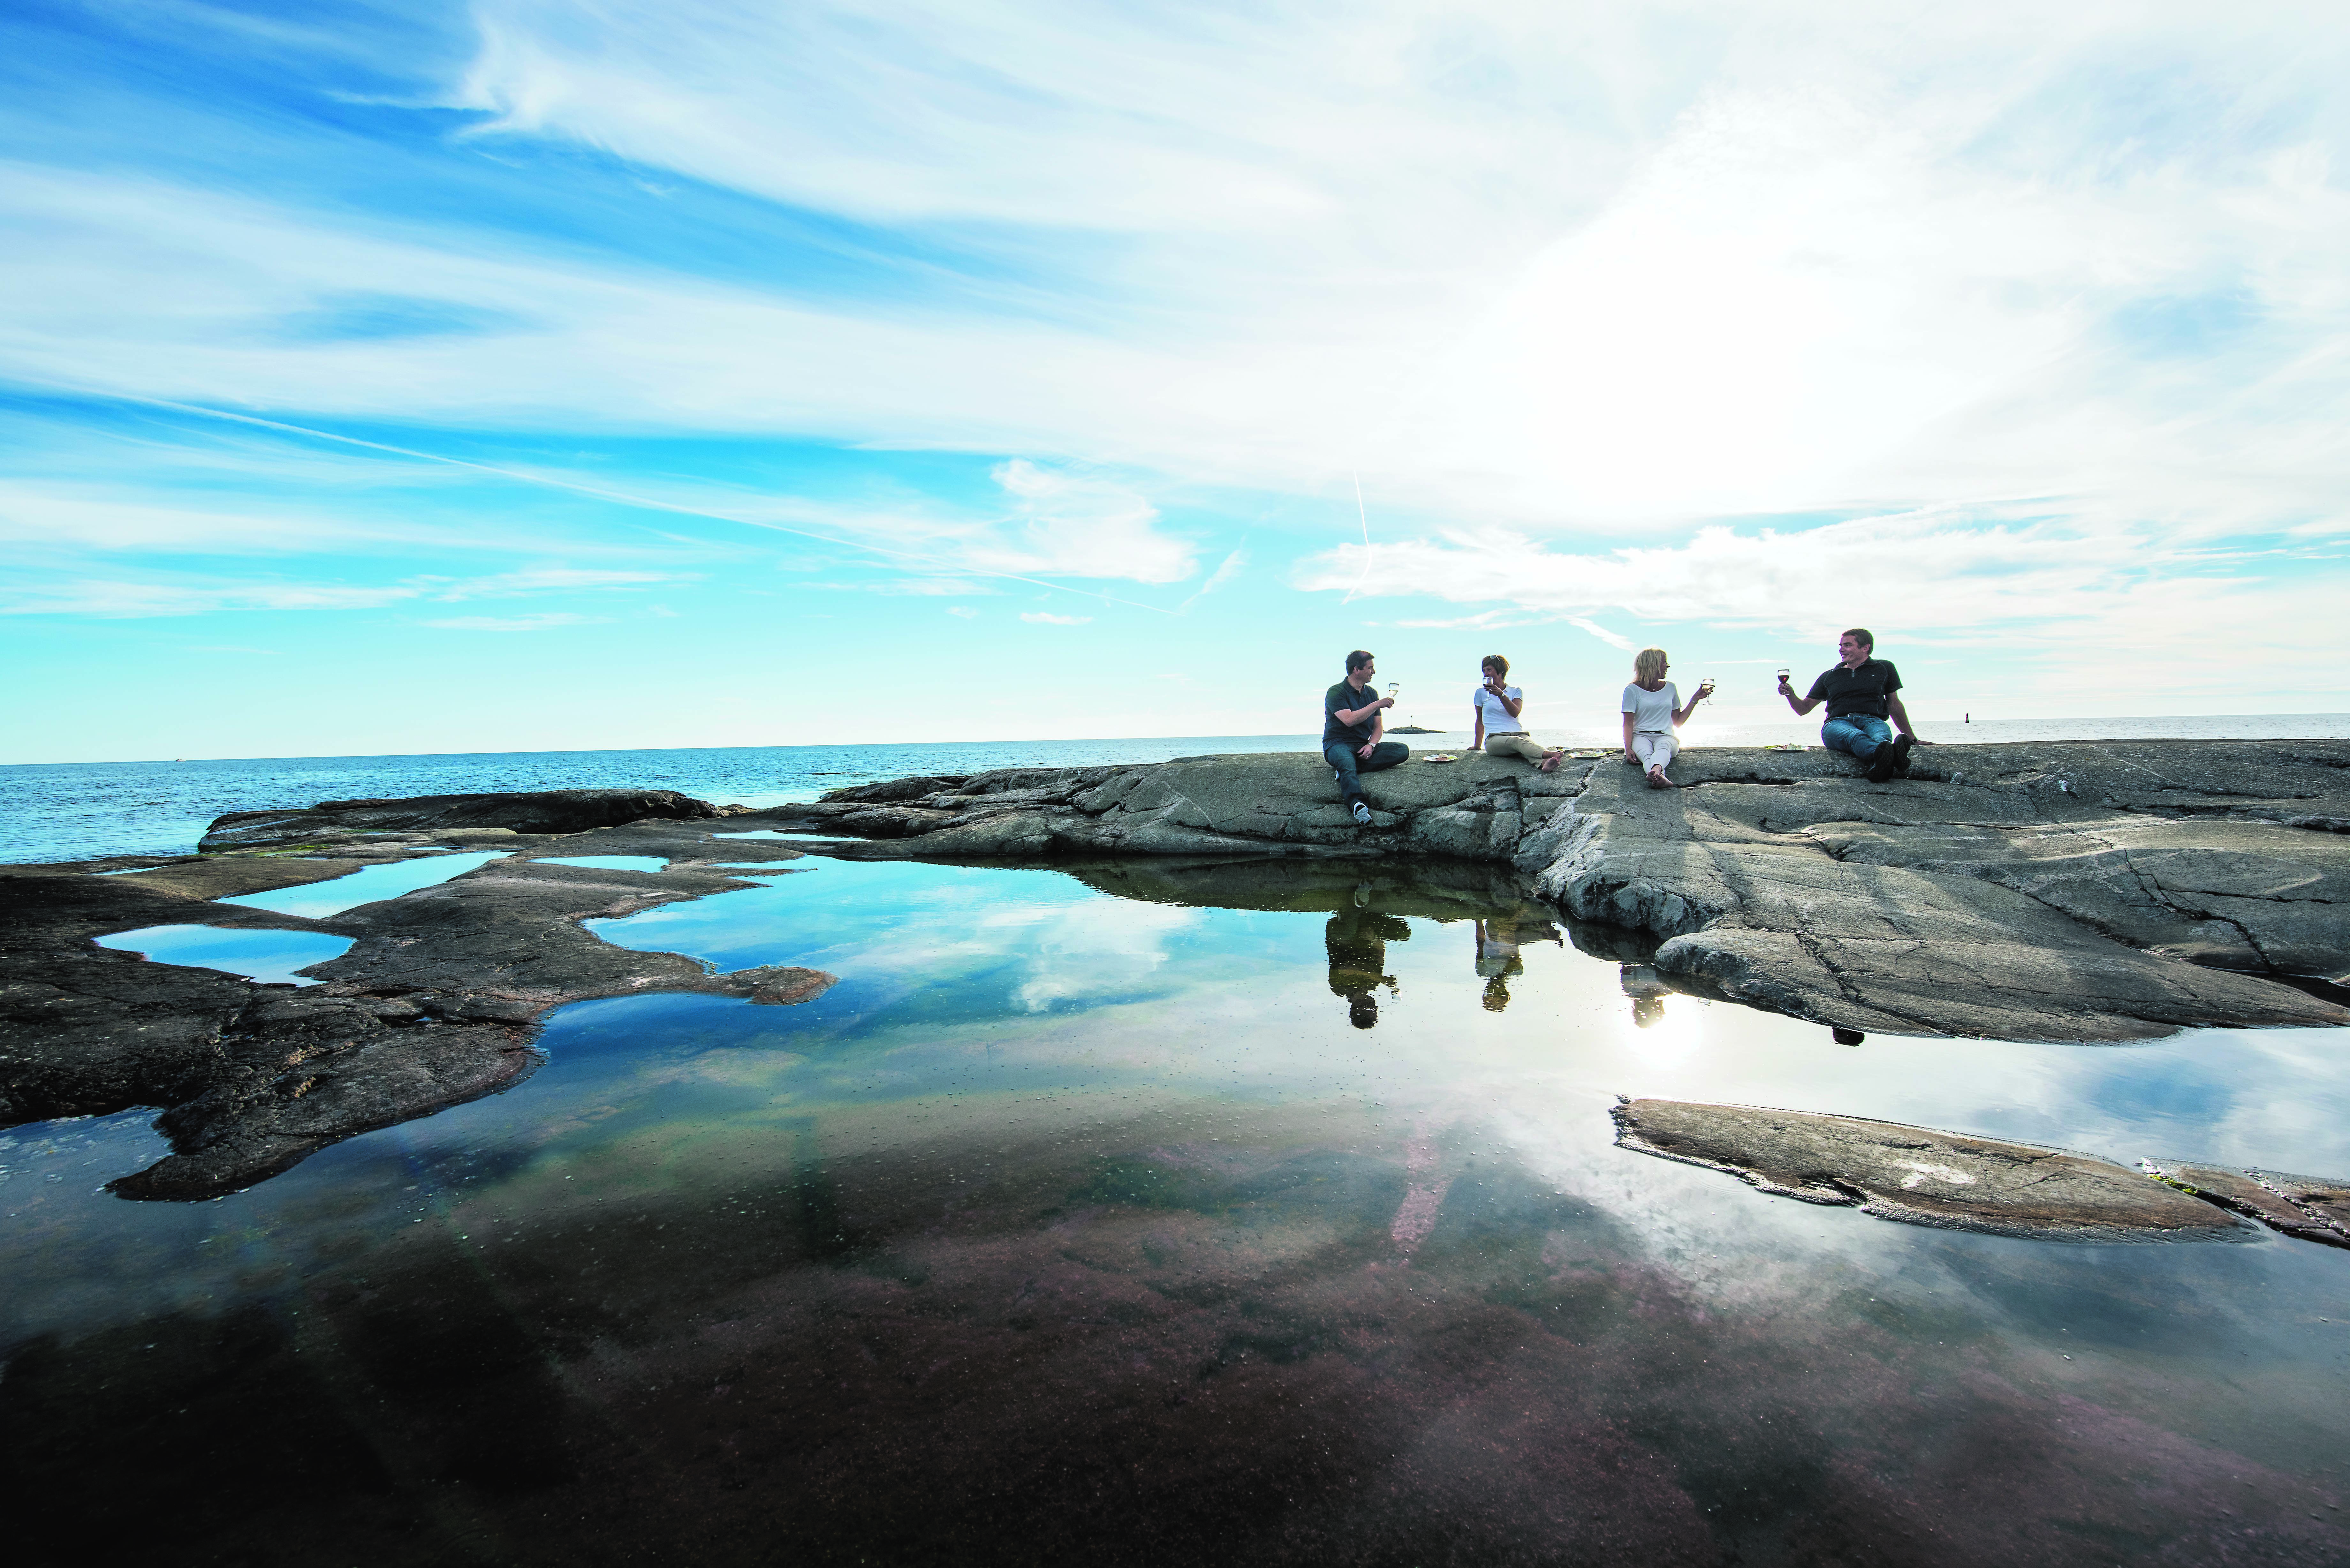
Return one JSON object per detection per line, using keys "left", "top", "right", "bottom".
{"left": 1778, "top": 627, "right": 1928, "bottom": 782}
{"left": 1325, "top": 649, "right": 1408, "bottom": 826}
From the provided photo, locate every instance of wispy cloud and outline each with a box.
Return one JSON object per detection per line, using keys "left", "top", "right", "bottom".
{"left": 1019, "top": 611, "right": 1092, "bottom": 626}
{"left": 424, "top": 612, "right": 604, "bottom": 631}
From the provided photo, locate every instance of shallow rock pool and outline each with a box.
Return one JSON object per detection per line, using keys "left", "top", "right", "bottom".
{"left": 6, "top": 854, "right": 2348, "bottom": 1564}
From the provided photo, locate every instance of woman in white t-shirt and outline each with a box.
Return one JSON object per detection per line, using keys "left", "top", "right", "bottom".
{"left": 1621, "top": 646, "right": 1711, "bottom": 789}
{"left": 1472, "top": 655, "right": 1564, "bottom": 773}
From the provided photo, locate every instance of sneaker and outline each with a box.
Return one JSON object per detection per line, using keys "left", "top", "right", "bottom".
{"left": 1351, "top": 800, "right": 1373, "bottom": 826}
{"left": 1889, "top": 734, "right": 1915, "bottom": 775}
{"left": 1865, "top": 751, "right": 1898, "bottom": 784}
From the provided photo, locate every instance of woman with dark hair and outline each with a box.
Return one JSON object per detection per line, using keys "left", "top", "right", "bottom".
{"left": 1472, "top": 655, "right": 1564, "bottom": 773}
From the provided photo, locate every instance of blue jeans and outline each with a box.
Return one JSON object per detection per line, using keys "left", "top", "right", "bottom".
{"left": 1820, "top": 714, "right": 1895, "bottom": 760}
{"left": 1325, "top": 739, "right": 1408, "bottom": 802}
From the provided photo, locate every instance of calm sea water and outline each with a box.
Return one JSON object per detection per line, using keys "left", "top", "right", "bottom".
{"left": 6, "top": 713, "right": 2348, "bottom": 865}
{"left": 5, "top": 853, "right": 2347, "bottom": 1563}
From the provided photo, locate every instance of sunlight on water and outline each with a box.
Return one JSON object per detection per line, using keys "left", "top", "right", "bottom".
{"left": 12, "top": 854, "right": 2350, "bottom": 1563}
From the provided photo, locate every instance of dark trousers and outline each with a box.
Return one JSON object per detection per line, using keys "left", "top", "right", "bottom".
{"left": 1325, "top": 739, "right": 1408, "bottom": 803}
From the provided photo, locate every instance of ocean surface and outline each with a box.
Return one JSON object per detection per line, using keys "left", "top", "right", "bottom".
{"left": 6, "top": 713, "right": 2348, "bottom": 865}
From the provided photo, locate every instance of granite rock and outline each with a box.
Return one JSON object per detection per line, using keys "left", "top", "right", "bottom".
{"left": 1612, "top": 1098, "right": 2247, "bottom": 1241}
{"left": 737, "top": 740, "right": 2350, "bottom": 1041}
{"left": 2142, "top": 1161, "right": 2350, "bottom": 1248}
{"left": 1, "top": 822, "right": 830, "bottom": 1199}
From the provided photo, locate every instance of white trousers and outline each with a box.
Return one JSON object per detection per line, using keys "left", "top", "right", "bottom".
{"left": 1631, "top": 731, "right": 1677, "bottom": 771}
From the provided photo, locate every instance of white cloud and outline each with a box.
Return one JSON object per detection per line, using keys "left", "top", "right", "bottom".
{"left": 424, "top": 612, "right": 603, "bottom": 630}
{"left": 1296, "top": 504, "right": 2350, "bottom": 705}
{"left": 946, "top": 605, "right": 979, "bottom": 618}
{"left": 0, "top": 563, "right": 679, "bottom": 618}
{"left": 1019, "top": 610, "right": 1093, "bottom": 625}
{"left": 4, "top": 0, "right": 2349, "bottom": 696}
{"left": 976, "top": 459, "right": 1193, "bottom": 584}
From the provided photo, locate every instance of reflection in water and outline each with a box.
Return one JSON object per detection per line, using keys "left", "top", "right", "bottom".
{"left": 6, "top": 853, "right": 2350, "bottom": 1564}
{"left": 1620, "top": 961, "right": 1670, "bottom": 1028}
{"left": 1475, "top": 913, "right": 1561, "bottom": 1011}
{"left": 1325, "top": 904, "right": 1407, "bottom": 1028}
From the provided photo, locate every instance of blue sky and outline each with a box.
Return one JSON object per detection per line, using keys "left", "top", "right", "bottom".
{"left": 4, "top": 0, "right": 2348, "bottom": 762}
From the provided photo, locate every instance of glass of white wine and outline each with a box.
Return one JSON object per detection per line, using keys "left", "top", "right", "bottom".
{"left": 1387, "top": 682, "right": 1400, "bottom": 705}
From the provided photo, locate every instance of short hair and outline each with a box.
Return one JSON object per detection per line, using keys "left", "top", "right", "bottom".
{"left": 1481, "top": 653, "right": 1510, "bottom": 678}
{"left": 1843, "top": 627, "right": 1874, "bottom": 651}
{"left": 1346, "top": 649, "right": 1375, "bottom": 672}
{"left": 1633, "top": 647, "right": 1668, "bottom": 683}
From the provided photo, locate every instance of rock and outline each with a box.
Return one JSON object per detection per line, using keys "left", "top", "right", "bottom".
{"left": 2143, "top": 1161, "right": 2350, "bottom": 1248}
{"left": 730, "top": 741, "right": 2350, "bottom": 1042}
{"left": 1, "top": 822, "right": 835, "bottom": 1199}
{"left": 199, "top": 788, "right": 724, "bottom": 852}
{"left": 1611, "top": 1098, "right": 2246, "bottom": 1241}
{"left": 820, "top": 775, "right": 969, "bottom": 803}
{"left": 731, "top": 966, "right": 839, "bottom": 1006}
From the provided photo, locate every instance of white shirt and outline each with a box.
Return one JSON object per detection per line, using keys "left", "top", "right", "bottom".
{"left": 1473, "top": 684, "right": 1526, "bottom": 735}
{"left": 1621, "top": 681, "right": 1679, "bottom": 733}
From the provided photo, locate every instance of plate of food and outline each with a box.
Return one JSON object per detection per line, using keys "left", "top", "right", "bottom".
{"left": 1419, "top": 752, "right": 1460, "bottom": 764}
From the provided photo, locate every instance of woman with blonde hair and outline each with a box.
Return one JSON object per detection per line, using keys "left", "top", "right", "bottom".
{"left": 1621, "top": 647, "right": 1711, "bottom": 788}
{"left": 1472, "top": 655, "right": 1565, "bottom": 773}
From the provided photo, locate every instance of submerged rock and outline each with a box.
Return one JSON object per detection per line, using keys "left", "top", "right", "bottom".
{"left": 1610, "top": 1097, "right": 2246, "bottom": 1241}
{"left": 2143, "top": 1161, "right": 2350, "bottom": 1248}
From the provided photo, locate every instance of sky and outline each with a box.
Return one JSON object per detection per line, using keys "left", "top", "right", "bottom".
{"left": 4, "top": 0, "right": 2348, "bottom": 762}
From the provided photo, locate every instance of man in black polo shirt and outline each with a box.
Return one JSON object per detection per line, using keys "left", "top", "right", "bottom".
{"left": 1778, "top": 627, "right": 1927, "bottom": 782}
{"left": 1325, "top": 649, "right": 1409, "bottom": 826}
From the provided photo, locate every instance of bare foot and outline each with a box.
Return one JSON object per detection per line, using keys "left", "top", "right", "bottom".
{"left": 1646, "top": 768, "right": 1676, "bottom": 789}
{"left": 1537, "top": 752, "right": 1561, "bottom": 773}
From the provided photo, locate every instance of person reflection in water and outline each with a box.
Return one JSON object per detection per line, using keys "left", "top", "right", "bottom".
{"left": 1326, "top": 903, "right": 1409, "bottom": 1028}
{"left": 1474, "top": 914, "right": 1561, "bottom": 1012}
{"left": 1620, "top": 962, "right": 1670, "bottom": 1028}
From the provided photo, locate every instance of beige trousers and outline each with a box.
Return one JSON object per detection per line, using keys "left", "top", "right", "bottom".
{"left": 1483, "top": 733, "right": 1552, "bottom": 764}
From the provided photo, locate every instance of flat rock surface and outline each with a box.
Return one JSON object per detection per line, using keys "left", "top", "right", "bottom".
{"left": 2143, "top": 1161, "right": 2350, "bottom": 1248}
{"left": 1612, "top": 1098, "right": 2247, "bottom": 1241}
{"left": 199, "top": 787, "right": 731, "bottom": 852}
{"left": 742, "top": 740, "right": 2350, "bottom": 1041}
{"left": 1, "top": 815, "right": 828, "bottom": 1199}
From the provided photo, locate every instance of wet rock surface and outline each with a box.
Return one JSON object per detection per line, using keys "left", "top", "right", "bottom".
{"left": 2144, "top": 1161, "right": 2350, "bottom": 1248}
{"left": 198, "top": 786, "right": 732, "bottom": 852}
{"left": 1611, "top": 1098, "right": 2249, "bottom": 1242}
{"left": 744, "top": 740, "right": 2350, "bottom": 1041}
{"left": 1, "top": 815, "right": 830, "bottom": 1199}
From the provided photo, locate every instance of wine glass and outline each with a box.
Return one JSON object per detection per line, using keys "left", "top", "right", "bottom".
{"left": 1386, "top": 682, "right": 1399, "bottom": 706}
{"left": 1775, "top": 667, "right": 1791, "bottom": 688}
{"left": 1698, "top": 676, "right": 1717, "bottom": 697}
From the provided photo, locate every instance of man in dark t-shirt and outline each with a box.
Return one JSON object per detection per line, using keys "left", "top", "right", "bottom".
{"left": 1324, "top": 649, "right": 1409, "bottom": 825}
{"left": 1778, "top": 627, "right": 1929, "bottom": 782}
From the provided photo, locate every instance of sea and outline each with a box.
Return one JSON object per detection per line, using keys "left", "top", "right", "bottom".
{"left": 5, "top": 712, "right": 2348, "bottom": 864}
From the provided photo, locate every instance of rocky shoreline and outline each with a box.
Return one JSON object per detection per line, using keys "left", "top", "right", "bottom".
{"left": 4, "top": 740, "right": 2345, "bottom": 1203}
{"left": 748, "top": 738, "right": 2350, "bottom": 1042}
{"left": 1, "top": 791, "right": 833, "bottom": 1199}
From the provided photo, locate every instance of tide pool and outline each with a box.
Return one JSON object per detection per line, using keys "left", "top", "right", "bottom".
{"left": 8, "top": 853, "right": 2349, "bottom": 1565}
